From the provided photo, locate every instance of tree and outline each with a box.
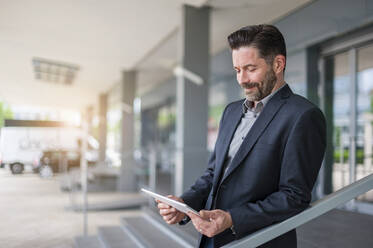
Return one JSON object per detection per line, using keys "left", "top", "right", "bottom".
{"left": 0, "top": 101, "right": 14, "bottom": 128}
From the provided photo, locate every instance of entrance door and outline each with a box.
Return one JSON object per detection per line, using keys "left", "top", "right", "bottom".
{"left": 322, "top": 40, "right": 373, "bottom": 212}
{"left": 356, "top": 44, "right": 373, "bottom": 202}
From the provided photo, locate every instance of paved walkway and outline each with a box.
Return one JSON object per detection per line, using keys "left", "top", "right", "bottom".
{"left": 0, "top": 169, "right": 140, "bottom": 248}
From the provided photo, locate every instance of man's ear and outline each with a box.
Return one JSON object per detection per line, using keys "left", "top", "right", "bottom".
{"left": 273, "top": 55, "right": 286, "bottom": 74}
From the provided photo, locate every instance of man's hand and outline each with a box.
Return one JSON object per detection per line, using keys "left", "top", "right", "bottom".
{"left": 187, "top": 209, "right": 233, "bottom": 238}
{"left": 156, "top": 195, "right": 186, "bottom": 225}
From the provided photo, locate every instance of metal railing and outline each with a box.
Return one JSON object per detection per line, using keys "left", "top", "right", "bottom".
{"left": 223, "top": 173, "right": 373, "bottom": 248}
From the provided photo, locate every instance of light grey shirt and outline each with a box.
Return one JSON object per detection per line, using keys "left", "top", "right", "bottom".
{"left": 221, "top": 83, "right": 287, "bottom": 177}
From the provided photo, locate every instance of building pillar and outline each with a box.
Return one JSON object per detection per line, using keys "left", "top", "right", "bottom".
{"left": 86, "top": 106, "right": 94, "bottom": 136}
{"left": 175, "top": 5, "right": 210, "bottom": 196}
{"left": 118, "top": 70, "right": 137, "bottom": 192}
{"left": 98, "top": 93, "right": 108, "bottom": 164}
{"left": 306, "top": 46, "right": 323, "bottom": 201}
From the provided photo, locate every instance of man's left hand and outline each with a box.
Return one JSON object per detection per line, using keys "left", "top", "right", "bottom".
{"left": 187, "top": 209, "right": 233, "bottom": 238}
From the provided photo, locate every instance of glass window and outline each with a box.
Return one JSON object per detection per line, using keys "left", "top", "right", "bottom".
{"left": 332, "top": 51, "right": 351, "bottom": 192}
{"left": 357, "top": 44, "right": 373, "bottom": 202}
{"left": 285, "top": 51, "right": 306, "bottom": 97}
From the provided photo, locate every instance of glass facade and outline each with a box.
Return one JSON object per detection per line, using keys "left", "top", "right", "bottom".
{"left": 357, "top": 44, "right": 373, "bottom": 202}
{"left": 324, "top": 41, "right": 373, "bottom": 204}
{"left": 285, "top": 50, "right": 307, "bottom": 97}
{"left": 332, "top": 51, "right": 351, "bottom": 192}
{"left": 208, "top": 49, "right": 242, "bottom": 151}
{"left": 106, "top": 104, "right": 122, "bottom": 167}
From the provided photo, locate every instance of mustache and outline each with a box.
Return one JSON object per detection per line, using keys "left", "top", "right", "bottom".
{"left": 241, "top": 82, "right": 259, "bottom": 89}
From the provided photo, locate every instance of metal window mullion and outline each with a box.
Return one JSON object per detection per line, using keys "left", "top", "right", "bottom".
{"left": 317, "top": 57, "right": 326, "bottom": 199}
{"left": 348, "top": 48, "right": 357, "bottom": 208}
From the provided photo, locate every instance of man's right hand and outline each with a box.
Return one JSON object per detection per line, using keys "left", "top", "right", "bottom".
{"left": 156, "top": 195, "right": 186, "bottom": 225}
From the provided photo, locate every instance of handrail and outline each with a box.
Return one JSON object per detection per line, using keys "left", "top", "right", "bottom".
{"left": 223, "top": 173, "right": 373, "bottom": 248}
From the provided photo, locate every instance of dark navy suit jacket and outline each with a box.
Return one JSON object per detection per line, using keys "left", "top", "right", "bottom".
{"left": 181, "top": 85, "right": 326, "bottom": 248}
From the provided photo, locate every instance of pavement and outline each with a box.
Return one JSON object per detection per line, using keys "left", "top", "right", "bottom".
{"left": 0, "top": 168, "right": 141, "bottom": 248}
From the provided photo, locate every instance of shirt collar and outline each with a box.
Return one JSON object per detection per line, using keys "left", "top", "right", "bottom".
{"left": 242, "top": 83, "right": 287, "bottom": 114}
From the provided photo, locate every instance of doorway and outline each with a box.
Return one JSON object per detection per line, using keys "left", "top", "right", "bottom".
{"left": 321, "top": 36, "right": 373, "bottom": 212}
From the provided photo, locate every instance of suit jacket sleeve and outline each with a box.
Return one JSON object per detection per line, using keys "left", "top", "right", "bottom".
{"left": 228, "top": 107, "right": 326, "bottom": 239}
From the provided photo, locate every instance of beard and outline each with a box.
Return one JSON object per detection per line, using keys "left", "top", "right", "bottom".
{"left": 241, "top": 68, "right": 277, "bottom": 102}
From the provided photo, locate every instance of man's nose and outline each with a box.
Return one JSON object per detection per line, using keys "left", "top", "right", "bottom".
{"left": 238, "top": 71, "right": 250, "bottom": 84}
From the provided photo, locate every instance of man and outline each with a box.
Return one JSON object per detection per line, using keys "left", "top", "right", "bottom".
{"left": 157, "top": 24, "right": 326, "bottom": 248}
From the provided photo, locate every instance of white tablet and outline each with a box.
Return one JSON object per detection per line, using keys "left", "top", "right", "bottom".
{"left": 141, "top": 188, "right": 201, "bottom": 217}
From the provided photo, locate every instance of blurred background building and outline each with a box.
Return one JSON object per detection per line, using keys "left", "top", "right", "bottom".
{"left": 1, "top": 0, "right": 373, "bottom": 247}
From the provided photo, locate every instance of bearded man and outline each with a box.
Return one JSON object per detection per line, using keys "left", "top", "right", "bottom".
{"left": 157, "top": 24, "right": 326, "bottom": 248}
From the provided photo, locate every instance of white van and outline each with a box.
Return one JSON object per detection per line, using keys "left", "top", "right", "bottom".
{"left": 0, "top": 120, "right": 81, "bottom": 174}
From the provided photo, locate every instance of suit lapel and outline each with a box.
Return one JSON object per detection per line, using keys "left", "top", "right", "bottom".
{"left": 220, "top": 85, "right": 292, "bottom": 184}
{"left": 212, "top": 102, "right": 243, "bottom": 193}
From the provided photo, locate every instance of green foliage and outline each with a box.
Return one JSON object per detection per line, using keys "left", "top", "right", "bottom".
{"left": 334, "top": 148, "right": 365, "bottom": 164}
{"left": 157, "top": 108, "right": 175, "bottom": 129}
{"left": 107, "top": 119, "right": 121, "bottom": 133}
{"left": 334, "top": 126, "right": 341, "bottom": 147}
{"left": 209, "top": 104, "right": 225, "bottom": 127}
{"left": 0, "top": 101, "right": 14, "bottom": 128}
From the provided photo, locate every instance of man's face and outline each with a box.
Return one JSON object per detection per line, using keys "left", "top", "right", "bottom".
{"left": 232, "top": 46, "right": 277, "bottom": 102}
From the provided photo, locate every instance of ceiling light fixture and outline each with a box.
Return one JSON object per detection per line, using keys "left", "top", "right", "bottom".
{"left": 32, "top": 57, "right": 80, "bottom": 85}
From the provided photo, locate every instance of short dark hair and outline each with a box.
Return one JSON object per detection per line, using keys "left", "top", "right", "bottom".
{"left": 227, "top": 24, "right": 286, "bottom": 66}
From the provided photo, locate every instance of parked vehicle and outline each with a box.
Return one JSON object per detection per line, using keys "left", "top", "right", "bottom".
{"left": 0, "top": 120, "right": 81, "bottom": 174}
{"left": 35, "top": 149, "right": 97, "bottom": 174}
{"left": 35, "top": 149, "right": 80, "bottom": 173}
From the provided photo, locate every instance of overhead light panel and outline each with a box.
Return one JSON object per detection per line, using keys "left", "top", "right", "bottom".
{"left": 32, "top": 57, "right": 80, "bottom": 85}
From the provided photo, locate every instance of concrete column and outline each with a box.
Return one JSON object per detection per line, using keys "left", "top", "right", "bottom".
{"left": 175, "top": 5, "right": 210, "bottom": 196}
{"left": 118, "top": 70, "right": 137, "bottom": 192}
{"left": 86, "top": 106, "right": 94, "bottom": 136}
{"left": 98, "top": 93, "right": 108, "bottom": 164}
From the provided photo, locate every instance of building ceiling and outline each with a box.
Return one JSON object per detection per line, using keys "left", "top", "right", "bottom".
{"left": 0, "top": 0, "right": 312, "bottom": 112}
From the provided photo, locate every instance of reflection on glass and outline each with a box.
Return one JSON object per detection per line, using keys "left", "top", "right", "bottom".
{"left": 332, "top": 52, "right": 351, "bottom": 192}
{"left": 357, "top": 45, "right": 373, "bottom": 202}
{"left": 106, "top": 105, "right": 122, "bottom": 168}
{"left": 285, "top": 51, "right": 306, "bottom": 97}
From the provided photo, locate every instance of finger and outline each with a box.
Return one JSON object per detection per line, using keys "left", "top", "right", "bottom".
{"left": 167, "top": 214, "right": 180, "bottom": 224}
{"left": 200, "top": 210, "right": 208, "bottom": 217}
{"left": 157, "top": 201, "right": 170, "bottom": 207}
{"left": 190, "top": 218, "right": 201, "bottom": 232}
{"left": 200, "top": 210, "right": 215, "bottom": 220}
{"left": 200, "top": 211, "right": 210, "bottom": 221}
{"left": 163, "top": 213, "right": 176, "bottom": 222}
{"left": 192, "top": 221, "right": 205, "bottom": 235}
{"left": 198, "top": 218, "right": 217, "bottom": 232}
{"left": 187, "top": 213, "right": 201, "bottom": 226}
{"left": 160, "top": 207, "right": 177, "bottom": 215}
{"left": 187, "top": 211, "right": 201, "bottom": 219}
{"left": 155, "top": 199, "right": 165, "bottom": 205}
{"left": 168, "top": 215, "right": 178, "bottom": 224}
{"left": 188, "top": 211, "right": 212, "bottom": 225}
{"left": 157, "top": 202, "right": 171, "bottom": 209}
{"left": 188, "top": 215, "right": 209, "bottom": 234}
{"left": 166, "top": 195, "right": 178, "bottom": 201}
{"left": 160, "top": 211, "right": 176, "bottom": 219}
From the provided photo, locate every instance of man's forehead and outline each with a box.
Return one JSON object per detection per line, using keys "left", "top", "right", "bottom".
{"left": 232, "top": 46, "right": 263, "bottom": 66}
{"left": 232, "top": 45, "right": 259, "bottom": 53}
